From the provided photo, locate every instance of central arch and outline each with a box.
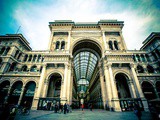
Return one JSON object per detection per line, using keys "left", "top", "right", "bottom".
{"left": 72, "top": 39, "right": 103, "bottom": 109}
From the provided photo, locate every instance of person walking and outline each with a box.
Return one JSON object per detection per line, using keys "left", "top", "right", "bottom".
{"left": 63, "top": 103, "right": 67, "bottom": 114}
{"left": 81, "top": 104, "right": 84, "bottom": 111}
{"left": 89, "top": 103, "right": 92, "bottom": 111}
{"left": 134, "top": 103, "right": 142, "bottom": 120}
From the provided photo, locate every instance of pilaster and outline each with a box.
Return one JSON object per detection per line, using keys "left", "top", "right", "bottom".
{"left": 99, "top": 64, "right": 106, "bottom": 109}
{"left": 108, "top": 63, "right": 121, "bottom": 111}
{"left": 36, "top": 64, "right": 47, "bottom": 98}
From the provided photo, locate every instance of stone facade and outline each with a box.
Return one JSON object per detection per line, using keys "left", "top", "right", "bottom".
{"left": 0, "top": 20, "right": 159, "bottom": 112}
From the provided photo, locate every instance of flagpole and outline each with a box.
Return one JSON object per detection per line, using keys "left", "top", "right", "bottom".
{"left": 16, "top": 26, "right": 21, "bottom": 34}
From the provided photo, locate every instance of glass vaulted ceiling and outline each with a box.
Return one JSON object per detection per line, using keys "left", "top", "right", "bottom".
{"left": 74, "top": 51, "right": 98, "bottom": 93}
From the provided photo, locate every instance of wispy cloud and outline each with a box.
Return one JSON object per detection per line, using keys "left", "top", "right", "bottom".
{"left": 7, "top": 0, "right": 160, "bottom": 50}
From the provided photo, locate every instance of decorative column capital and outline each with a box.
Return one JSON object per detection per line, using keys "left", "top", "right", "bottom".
{"left": 107, "top": 63, "right": 112, "bottom": 68}
{"left": 130, "top": 63, "right": 136, "bottom": 69}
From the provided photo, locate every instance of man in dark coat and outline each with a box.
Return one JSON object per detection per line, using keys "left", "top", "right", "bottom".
{"left": 63, "top": 103, "right": 67, "bottom": 114}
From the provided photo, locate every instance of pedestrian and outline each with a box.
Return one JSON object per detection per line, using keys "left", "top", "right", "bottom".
{"left": 89, "top": 103, "right": 92, "bottom": 111}
{"left": 81, "top": 104, "right": 84, "bottom": 111}
{"left": 55, "top": 104, "right": 58, "bottom": 113}
{"left": 63, "top": 103, "right": 67, "bottom": 114}
{"left": 43, "top": 101, "right": 47, "bottom": 110}
{"left": 134, "top": 103, "right": 142, "bottom": 120}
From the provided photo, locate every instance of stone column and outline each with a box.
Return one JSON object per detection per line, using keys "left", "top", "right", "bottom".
{"left": 61, "top": 63, "right": 68, "bottom": 103}
{"left": 130, "top": 63, "right": 144, "bottom": 98}
{"left": 18, "top": 85, "right": 25, "bottom": 105}
{"left": 67, "top": 63, "right": 71, "bottom": 104}
{"left": 104, "top": 63, "right": 112, "bottom": 110}
{"left": 4, "top": 86, "right": 12, "bottom": 103}
{"left": 128, "top": 80, "right": 137, "bottom": 98}
{"left": 102, "top": 31, "right": 107, "bottom": 51}
{"left": 0, "top": 62, "right": 9, "bottom": 73}
{"left": 31, "top": 87, "right": 38, "bottom": 110}
{"left": 42, "top": 80, "right": 49, "bottom": 97}
{"left": 130, "top": 63, "right": 149, "bottom": 111}
{"left": 69, "top": 69, "right": 73, "bottom": 105}
{"left": 108, "top": 63, "right": 121, "bottom": 111}
{"left": 99, "top": 64, "right": 106, "bottom": 109}
{"left": 36, "top": 64, "right": 47, "bottom": 98}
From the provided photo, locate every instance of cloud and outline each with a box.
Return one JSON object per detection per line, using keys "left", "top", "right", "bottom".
{"left": 12, "top": 0, "right": 160, "bottom": 50}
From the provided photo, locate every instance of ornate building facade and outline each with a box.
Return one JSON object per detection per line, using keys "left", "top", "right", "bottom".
{"left": 0, "top": 20, "right": 159, "bottom": 111}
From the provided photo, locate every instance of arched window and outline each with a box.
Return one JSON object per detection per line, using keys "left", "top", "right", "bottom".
{"left": 28, "top": 55, "right": 32, "bottom": 62}
{"left": 3, "top": 47, "right": 10, "bottom": 56}
{"left": 152, "top": 52, "right": 158, "bottom": 60}
{"left": 109, "top": 41, "right": 113, "bottom": 50}
{"left": 61, "top": 41, "right": 65, "bottom": 49}
{"left": 0, "top": 47, "right": 5, "bottom": 55}
{"left": 132, "top": 55, "right": 136, "bottom": 62}
{"left": 21, "top": 65, "right": 28, "bottom": 72}
{"left": 141, "top": 54, "right": 145, "bottom": 62}
{"left": 137, "top": 65, "right": 144, "bottom": 73}
{"left": 9, "top": 62, "right": 17, "bottom": 71}
{"left": 41, "top": 57, "right": 44, "bottom": 62}
{"left": 33, "top": 55, "right": 37, "bottom": 62}
{"left": 30, "top": 65, "right": 37, "bottom": 72}
{"left": 40, "top": 66, "right": 42, "bottom": 73}
{"left": 55, "top": 41, "right": 60, "bottom": 49}
{"left": 136, "top": 55, "right": 140, "bottom": 62}
{"left": 147, "top": 65, "right": 155, "bottom": 73}
{"left": 23, "top": 54, "right": 28, "bottom": 62}
{"left": 14, "top": 50, "right": 19, "bottom": 58}
{"left": 37, "top": 55, "right": 41, "bottom": 62}
{"left": 145, "top": 54, "right": 150, "bottom": 62}
{"left": 114, "top": 41, "right": 119, "bottom": 50}
{"left": 17, "top": 53, "right": 22, "bottom": 60}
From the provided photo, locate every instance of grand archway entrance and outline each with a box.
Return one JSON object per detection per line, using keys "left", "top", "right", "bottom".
{"left": 37, "top": 73, "right": 62, "bottom": 110}
{"left": 72, "top": 40, "right": 103, "bottom": 109}
{"left": 115, "top": 73, "right": 131, "bottom": 99}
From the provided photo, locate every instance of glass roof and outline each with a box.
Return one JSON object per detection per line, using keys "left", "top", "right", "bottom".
{"left": 74, "top": 51, "right": 98, "bottom": 93}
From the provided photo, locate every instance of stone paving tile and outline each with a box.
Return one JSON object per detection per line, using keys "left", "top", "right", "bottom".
{"left": 15, "top": 109, "right": 153, "bottom": 120}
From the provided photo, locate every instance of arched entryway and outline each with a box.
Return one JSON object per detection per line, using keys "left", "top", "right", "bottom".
{"left": 115, "top": 73, "right": 138, "bottom": 111}
{"left": 115, "top": 73, "right": 131, "bottom": 99}
{"left": 72, "top": 40, "right": 103, "bottom": 109}
{"left": 142, "top": 81, "right": 156, "bottom": 100}
{"left": 21, "top": 81, "right": 36, "bottom": 107}
{"left": 8, "top": 81, "right": 23, "bottom": 104}
{"left": 47, "top": 73, "right": 62, "bottom": 98}
{"left": 0, "top": 81, "right": 10, "bottom": 104}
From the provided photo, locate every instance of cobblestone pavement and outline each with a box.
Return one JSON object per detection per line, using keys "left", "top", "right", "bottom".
{"left": 15, "top": 109, "right": 153, "bottom": 120}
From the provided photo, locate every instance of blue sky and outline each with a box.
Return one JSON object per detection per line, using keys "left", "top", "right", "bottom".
{"left": 0, "top": 0, "right": 160, "bottom": 50}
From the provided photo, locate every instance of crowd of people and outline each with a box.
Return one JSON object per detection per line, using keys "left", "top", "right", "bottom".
{"left": 42, "top": 101, "right": 72, "bottom": 114}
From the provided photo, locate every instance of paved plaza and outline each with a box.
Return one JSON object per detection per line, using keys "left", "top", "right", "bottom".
{"left": 15, "top": 109, "right": 153, "bottom": 120}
